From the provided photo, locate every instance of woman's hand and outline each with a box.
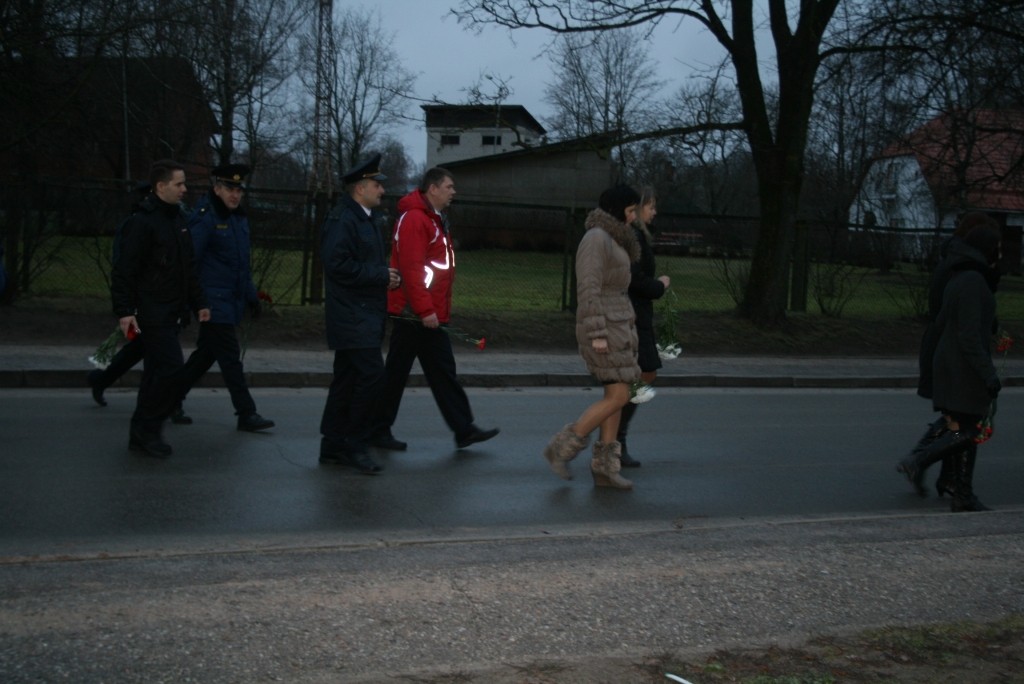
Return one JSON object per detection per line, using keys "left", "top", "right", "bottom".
{"left": 592, "top": 337, "right": 608, "bottom": 353}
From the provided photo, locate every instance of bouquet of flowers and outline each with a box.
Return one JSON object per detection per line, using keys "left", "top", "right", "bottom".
{"left": 629, "top": 381, "right": 656, "bottom": 404}
{"left": 89, "top": 327, "right": 124, "bottom": 369}
{"left": 975, "top": 330, "right": 1013, "bottom": 444}
{"left": 391, "top": 315, "right": 486, "bottom": 350}
{"left": 656, "top": 288, "right": 681, "bottom": 359}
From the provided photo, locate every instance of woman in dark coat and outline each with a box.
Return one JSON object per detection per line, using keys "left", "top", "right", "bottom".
{"left": 618, "top": 187, "right": 670, "bottom": 467}
{"left": 901, "top": 212, "right": 1000, "bottom": 496}
{"left": 898, "top": 220, "right": 1002, "bottom": 512}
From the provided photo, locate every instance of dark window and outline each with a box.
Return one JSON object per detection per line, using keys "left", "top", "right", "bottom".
{"left": 440, "top": 134, "right": 460, "bottom": 146}
{"left": 482, "top": 135, "right": 502, "bottom": 146}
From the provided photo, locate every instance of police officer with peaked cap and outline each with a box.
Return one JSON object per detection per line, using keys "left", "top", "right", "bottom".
{"left": 318, "top": 153, "right": 403, "bottom": 474}
{"left": 177, "top": 162, "right": 275, "bottom": 432}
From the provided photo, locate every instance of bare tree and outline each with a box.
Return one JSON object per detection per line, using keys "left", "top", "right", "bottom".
{"left": 167, "top": 0, "right": 309, "bottom": 166}
{"left": 453, "top": 0, "right": 840, "bottom": 325}
{"left": 543, "top": 29, "right": 662, "bottom": 139}
{"left": 304, "top": 6, "right": 416, "bottom": 175}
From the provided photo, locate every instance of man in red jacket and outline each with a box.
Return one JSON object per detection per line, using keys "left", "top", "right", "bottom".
{"left": 378, "top": 167, "right": 499, "bottom": 450}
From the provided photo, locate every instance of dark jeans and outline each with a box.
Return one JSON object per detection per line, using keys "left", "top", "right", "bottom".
{"left": 320, "top": 347, "right": 387, "bottom": 452}
{"left": 380, "top": 319, "right": 474, "bottom": 439}
{"left": 132, "top": 324, "right": 186, "bottom": 432}
{"left": 180, "top": 322, "right": 256, "bottom": 416}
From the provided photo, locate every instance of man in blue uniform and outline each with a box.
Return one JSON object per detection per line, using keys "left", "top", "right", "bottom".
{"left": 319, "top": 153, "right": 402, "bottom": 474}
{"left": 179, "top": 163, "right": 274, "bottom": 432}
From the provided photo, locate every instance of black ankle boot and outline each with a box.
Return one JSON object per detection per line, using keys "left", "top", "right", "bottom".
{"left": 617, "top": 402, "right": 641, "bottom": 468}
{"left": 950, "top": 443, "right": 991, "bottom": 512}
{"left": 896, "top": 424, "right": 966, "bottom": 497}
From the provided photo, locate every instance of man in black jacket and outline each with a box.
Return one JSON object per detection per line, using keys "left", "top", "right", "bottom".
{"left": 111, "top": 159, "right": 210, "bottom": 457}
{"left": 318, "top": 154, "right": 401, "bottom": 474}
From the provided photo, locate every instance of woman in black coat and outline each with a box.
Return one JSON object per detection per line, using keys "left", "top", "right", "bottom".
{"left": 618, "top": 187, "right": 671, "bottom": 467}
{"left": 902, "top": 213, "right": 1000, "bottom": 496}
{"left": 898, "top": 220, "right": 1002, "bottom": 512}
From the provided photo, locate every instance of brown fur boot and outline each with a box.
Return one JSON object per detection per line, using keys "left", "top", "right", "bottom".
{"left": 543, "top": 424, "right": 589, "bottom": 480}
{"left": 590, "top": 441, "right": 633, "bottom": 490}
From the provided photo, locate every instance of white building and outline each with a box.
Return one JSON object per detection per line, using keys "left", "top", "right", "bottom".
{"left": 422, "top": 104, "right": 546, "bottom": 168}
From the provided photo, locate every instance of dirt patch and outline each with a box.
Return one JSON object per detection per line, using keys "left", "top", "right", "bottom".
{"left": 0, "top": 297, "right": 931, "bottom": 356}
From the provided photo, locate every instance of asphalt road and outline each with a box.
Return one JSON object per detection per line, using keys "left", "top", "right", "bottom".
{"left": 2, "top": 386, "right": 1022, "bottom": 556}
{"left": 2, "top": 386, "right": 1023, "bottom": 682}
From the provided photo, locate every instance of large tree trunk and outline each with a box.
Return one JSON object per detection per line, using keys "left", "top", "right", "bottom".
{"left": 740, "top": 153, "right": 804, "bottom": 326}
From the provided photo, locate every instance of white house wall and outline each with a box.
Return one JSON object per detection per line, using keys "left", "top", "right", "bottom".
{"left": 851, "top": 155, "right": 939, "bottom": 229}
{"left": 426, "top": 125, "right": 542, "bottom": 167}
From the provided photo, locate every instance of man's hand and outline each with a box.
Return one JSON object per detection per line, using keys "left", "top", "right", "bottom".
{"left": 388, "top": 268, "right": 402, "bottom": 290}
{"left": 421, "top": 313, "right": 440, "bottom": 329}
{"left": 591, "top": 337, "right": 608, "bottom": 353}
{"left": 119, "top": 315, "right": 140, "bottom": 339}
{"left": 197, "top": 308, "right": 212, "bottom": 322}
{"left": 658, "top": 275, "right": 671, "bottom": 289}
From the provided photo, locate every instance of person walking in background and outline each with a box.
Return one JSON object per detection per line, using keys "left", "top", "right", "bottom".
{"left": 378, "top": 167, "right": 499, "bottom": 451}
{"left": 544, "top": 185, "right": 641, "bottom": 490}
{"left": 318, "top": 154, "right": 402, "bottom": 475}
{"left": 897, "top": 220, "right": 1002, "bottom": 512}
{"left": 88, "top": 181, "right": 191, "bottom": 424}
{"left": 110, "top": 159, "right": 210, "bottom": 457}
{"left": 617, "top": 186, "right": 670, "bottom": 468}
{"left": 176, "top": 163, "right": 274, "bottom": 433}
{"left": 898, "top": 212, "right": 1001, "bottom": 497}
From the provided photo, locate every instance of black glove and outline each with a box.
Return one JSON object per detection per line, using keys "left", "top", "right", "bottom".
{"left": 987, "top": 377, "right": 1002, "bottom": 398}
{"left": 248, "top": 299, "right": 262, "bottom": 320}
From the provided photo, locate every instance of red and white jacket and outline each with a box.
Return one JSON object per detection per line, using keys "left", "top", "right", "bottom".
{"left": 387, "top": 189, "right": 455, "bottom": 323}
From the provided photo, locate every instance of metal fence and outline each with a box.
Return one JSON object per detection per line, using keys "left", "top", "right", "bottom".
{"left": 2, "top": 177, "right": 1022, "bottom": 319}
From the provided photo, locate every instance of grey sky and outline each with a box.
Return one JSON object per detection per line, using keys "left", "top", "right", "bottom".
{"left": 343, "top": 0, "right": 724, "bottom": 165}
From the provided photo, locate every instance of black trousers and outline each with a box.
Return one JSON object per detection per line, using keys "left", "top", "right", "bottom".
{"left": 380, "top": 319, "right": 474, "bottom": 439}
{"left": 180, "top": 322, "right": 256, "bottom": 416}
{"left": 95, "top": 337, "right": 144, "bottom": 389}
{"left": 320, "top": 347, "right": 387, "bottom": 452}
{"left": 132, "top": 324, "right": 185, "bottom": 432}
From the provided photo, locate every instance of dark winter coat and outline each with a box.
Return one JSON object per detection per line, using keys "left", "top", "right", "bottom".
{"left": 627, "top": 223, "right": 666, "bottom": 331}
{"left": 387, "top": 189, "right": 455, "bottom": 323}
{"left": 111, "top": 194, "right": 207, "bottom": 327}
{"left": 321, "top": 193, "right": 391, "bottom": 350}
{"left": 189, "top": 191, "right": 259, "bottom": 325}
{"left": 575, "top": 208, "right": 641, "bottom": 384}
{"left": 931, "top": 250, "right": 999, "bottom": 417}
{"left": 917, "top": 237, "right": 997, "bottom": 398}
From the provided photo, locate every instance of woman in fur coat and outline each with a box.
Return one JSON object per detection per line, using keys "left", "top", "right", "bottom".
{"left": 543, "top": 185, "right": 641, "bottom": 489}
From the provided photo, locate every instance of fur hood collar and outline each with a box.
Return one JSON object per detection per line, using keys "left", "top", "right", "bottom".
{"left": 585, "top": 208, "right": 640, "bottom": 262}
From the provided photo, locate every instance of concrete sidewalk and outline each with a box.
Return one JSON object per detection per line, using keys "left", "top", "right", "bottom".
{"left": 0, "top": 344, "right": 921, "bottom": 389}
{"left": 2, "top": 343, "right": 1023, "bottom": 388}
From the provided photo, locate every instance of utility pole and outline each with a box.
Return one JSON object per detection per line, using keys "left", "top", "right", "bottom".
{"left": 305, "top": 0, "right": 335, "bottom": 304}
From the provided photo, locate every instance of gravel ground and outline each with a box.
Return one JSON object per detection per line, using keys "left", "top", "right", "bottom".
{"left": 2, "top": 512, "right": 1023, "bottom": 682}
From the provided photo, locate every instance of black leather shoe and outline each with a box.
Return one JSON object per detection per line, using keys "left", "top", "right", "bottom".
{"left": 237, "top": 413, "right": 275, "bottom": 432}
{"left": 87, "top": 370, "right": 107, "bottom": 407}
{"left": 129, "top": 427, "right": 172, "bottom": 458}
{"left": 456, "top": 426, "right": 500, "bottom": 449}
{"left": 170, "top": 408, "right": 193, "bottom": 425}
{"left": 319, "top": 447, "right": 382, "bottom": 475}
{"left": 370, "top": 429, "right": 407, "bottom": 451}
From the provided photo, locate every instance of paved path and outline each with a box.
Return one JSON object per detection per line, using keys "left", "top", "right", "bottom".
{"left": 5, "top": 343, "right": 1023, "bottom": 388}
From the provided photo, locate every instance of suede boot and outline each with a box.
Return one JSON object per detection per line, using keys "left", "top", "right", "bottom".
{"left": 543, "top": 424, "right": 589, "bottom": 480}
{"left": 590, "top": 441, "right": 633, "bottom": 490}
